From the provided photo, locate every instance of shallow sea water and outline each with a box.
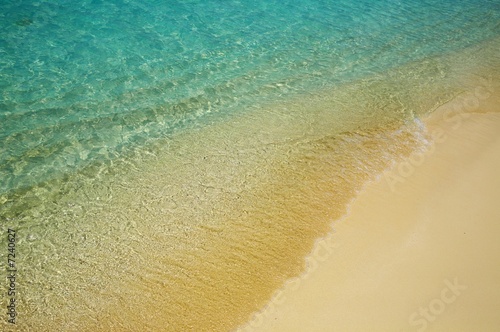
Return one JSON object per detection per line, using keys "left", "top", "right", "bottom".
{"left": 1, "top": 0, "right": 500, "bottom": 330}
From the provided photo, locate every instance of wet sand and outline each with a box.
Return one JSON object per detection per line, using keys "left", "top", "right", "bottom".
{"left": 237, "top": 92, "right": 500, "bottom": 331}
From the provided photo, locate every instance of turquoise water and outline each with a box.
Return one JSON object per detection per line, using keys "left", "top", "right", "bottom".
{"left": 1, "top": 1, "right": 500, "bottom": 330}
{"left": 1, "top": 0, "right": 499, "bottom": 197}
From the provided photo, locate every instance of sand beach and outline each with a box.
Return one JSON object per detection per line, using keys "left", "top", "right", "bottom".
{"left": 237, "top": 82, "right": 500, "bottom": 332}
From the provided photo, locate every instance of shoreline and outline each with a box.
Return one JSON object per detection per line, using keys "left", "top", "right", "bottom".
{"left": 2, "top": 36, "right": 499, "bottom": 331}
{"left": 236, "top": 87, "right": 500, "bottom": 331}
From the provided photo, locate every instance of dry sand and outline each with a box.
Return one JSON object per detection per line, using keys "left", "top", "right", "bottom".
{"left": 237, "top": 93, "right": 500, "bottom": 331}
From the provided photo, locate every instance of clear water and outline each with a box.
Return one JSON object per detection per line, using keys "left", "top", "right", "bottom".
{"left": 1, "top": 0, "right": 499, "bottom": 196}
{"left": 1, "top": 1, "right": 500, "bottom": 331}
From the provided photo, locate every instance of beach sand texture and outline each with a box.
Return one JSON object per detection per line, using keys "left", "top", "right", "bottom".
{"left": 238, "top": 80, "right": 500, "bottom": 332}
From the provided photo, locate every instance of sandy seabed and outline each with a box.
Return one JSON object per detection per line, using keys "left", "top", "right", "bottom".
{"left": 2, "top": 35, "right": 500, "bottom": 332}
